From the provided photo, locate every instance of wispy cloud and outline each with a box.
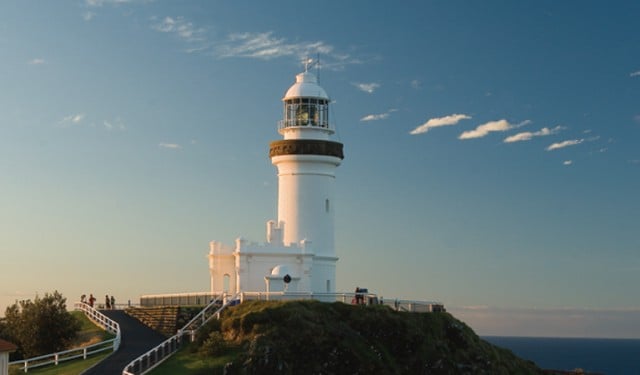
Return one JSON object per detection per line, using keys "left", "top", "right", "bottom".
{"left": 360, "top": 109, "right": 396, "bottom": 122}
{"left": 85, "top": 0, "right": 140, "bottom": 7}
{"left": 353, "top": 82, "right": 380, "bottom": 94}
{"left": 150, "top": 15, "right": 359, "bottom": 69}
{"left": 410, "top": 114, "right": 471, "bottom": 135}
{"left": 503, "top": 125, "right": 563, "bottom": 143}
{"left": 459, "top": 119, "right": 530, "bottom": 140}
{"left": 28, "top": 58, "right": 46, "bottom": 65}
{"left": 103, "top": 118, "right": 126, "bottom": 131}
{"left": 546, "top": 139, "right": 584, "bottom": 151}
{"left": 361, "top": 113, "right": 388, "bottom": 122}
{"left": 216, "top": 31, "right": 335, "bottom": 61}
{"left": 83, "top": 0, "right": 151, "bottom": 21}
{"left": 58, "top": 113, "right": 85, "bottom": 127}
{"left": 152, "top": 16, "right": 206, "bottom": 43}
{"left": 563, "top": 160, "right": 573, "bottom": 165}
{"left": 410, "top": 79, "right": 421, "bottom": 89}
{"left": 630, "top": 70, "right": 640, "bottom": 77}
{"left": 159, "top": 142, "right": 182, "bottom": 150}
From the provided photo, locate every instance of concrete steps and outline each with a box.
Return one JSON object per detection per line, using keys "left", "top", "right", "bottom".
{"left": 125, "top": 306, "right": 179, "bottom": 337}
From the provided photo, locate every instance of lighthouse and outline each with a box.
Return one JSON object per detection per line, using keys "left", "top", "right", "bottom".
{"left": 208, "top": 68, "right": 343, "bottom": 295}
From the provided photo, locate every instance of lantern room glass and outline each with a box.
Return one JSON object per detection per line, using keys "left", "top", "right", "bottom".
{"left": 283, "top": 98, "right": 328, "bottom": 128}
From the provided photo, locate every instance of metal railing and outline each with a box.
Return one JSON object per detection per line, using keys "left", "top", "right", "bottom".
{"left": 139, "top": 292, "right": 217, "bottom": 307}
{"left": 8, "top": 302, "right": 121, "bottom": 373}
{"left": 122, "top": 293, "right": 238, "bottom": 375}
{"left": 139, "top": 291, "right": 444, "bottom": 312}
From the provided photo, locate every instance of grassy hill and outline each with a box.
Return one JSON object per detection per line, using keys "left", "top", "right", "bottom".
{"left": 154, "top": 300, "right": 543, "bottom": 374}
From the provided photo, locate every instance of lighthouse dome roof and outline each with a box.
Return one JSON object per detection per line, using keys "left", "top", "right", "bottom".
{"left": 283, "top": 71, "right": 328, "bottom": 100}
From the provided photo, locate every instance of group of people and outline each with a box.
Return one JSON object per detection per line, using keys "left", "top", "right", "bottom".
{"left": 353, "top": 287, "right": 367, "bottom": 305}
{"left": 80, "top": 293, "right": 116, "bottom": 309}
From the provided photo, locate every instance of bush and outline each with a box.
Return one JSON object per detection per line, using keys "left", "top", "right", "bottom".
{"left": 199, "top": 331, "right": 228, "bottom": 356}
{"left": 1, "top": 291, "right": 81, "bottom": 359}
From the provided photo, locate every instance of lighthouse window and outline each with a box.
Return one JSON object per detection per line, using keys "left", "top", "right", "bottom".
{"left": 325, "top": 199, "right": 330, "bottom": 212}
{"left": 284, "top": 98, "right": 329, "bottom": 128}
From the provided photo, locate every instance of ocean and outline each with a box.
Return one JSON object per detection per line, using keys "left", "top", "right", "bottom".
{"left": 483, "top": 336, "right": 640, "bottom": 375}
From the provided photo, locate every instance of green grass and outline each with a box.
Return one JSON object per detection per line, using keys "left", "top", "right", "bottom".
{"left": 8, "top": 311, "right": 115, "bottom": 375}
{"left": 148, "top": 343, "right": 241, "bottom": 375}
{"left": 9, "top": 352, "right": 110, "bottom": 375}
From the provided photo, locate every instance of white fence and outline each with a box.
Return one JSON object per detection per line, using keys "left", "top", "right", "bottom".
{"left": 138, "top": 290, "right": 444, "bottom": 312}
{"left": 122, "top": 294, "right": 237, "bottom": 375}
{"left": 8, "top": 303, "right": 121, "bottom": 373}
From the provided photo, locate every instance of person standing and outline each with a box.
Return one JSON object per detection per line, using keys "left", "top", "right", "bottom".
{"left": 110, "top": 295, "right": 115, "bottom": 310}
{"left": 88, "top": 294, "right": 96, "bottom": 307}
{"left": 105, "top": 295, "right": 111, "bottom": 309}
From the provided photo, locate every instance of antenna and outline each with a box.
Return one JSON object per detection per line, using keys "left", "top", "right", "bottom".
{"left": 316, "top": 53, "right": 321, "bottom": 82}
{"left": 303, "top": 56, "right": 313, "bottom": 72}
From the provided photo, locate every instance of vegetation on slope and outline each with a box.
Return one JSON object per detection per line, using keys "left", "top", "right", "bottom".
{"left": 1, "top": 291, "right": 80, "bottom": 359}
{"left": 7, "top": 311, "right": 114, "bottom": 375}
{"left": 163, "top": 300, "right": 543, "bottom": 374}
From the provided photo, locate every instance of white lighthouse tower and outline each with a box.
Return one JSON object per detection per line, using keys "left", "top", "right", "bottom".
{"left": 208, "top": 68, "right": 343, "bottom": 295}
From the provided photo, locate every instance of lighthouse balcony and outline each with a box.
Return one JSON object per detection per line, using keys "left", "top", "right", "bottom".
{"left": 278, "top": 119, "right": 334, "bottom": 135}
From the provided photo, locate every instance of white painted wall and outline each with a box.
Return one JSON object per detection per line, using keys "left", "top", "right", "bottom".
{"left": 272, "top": 154, "right": 341, "bottom": 257}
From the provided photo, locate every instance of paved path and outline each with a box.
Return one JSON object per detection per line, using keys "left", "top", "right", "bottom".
{"left": 83, "top": 310, "right": 166, "bottom": 375}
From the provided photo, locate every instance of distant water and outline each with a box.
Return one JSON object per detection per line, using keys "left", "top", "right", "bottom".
{"left": 483, "top": 336, "right": 640, "bottom": 375}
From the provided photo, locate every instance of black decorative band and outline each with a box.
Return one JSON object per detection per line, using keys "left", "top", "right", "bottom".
{"left": 269, "top": 140, "right": 344, "bottom": 159}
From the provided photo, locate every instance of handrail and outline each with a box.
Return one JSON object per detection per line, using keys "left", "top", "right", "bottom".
{"left": 8, "top": 302, "right": 121, "bottom": 373}
{"left": 74, "top": 302, "right": 122, "bottom": 342}
{"left": 122, "top": 293, "right": 238, "bottom": 375}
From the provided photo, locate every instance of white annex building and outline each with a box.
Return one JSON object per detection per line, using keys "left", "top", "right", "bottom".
{"left": 207, "top": 68, "right": 344, "bottom": 296}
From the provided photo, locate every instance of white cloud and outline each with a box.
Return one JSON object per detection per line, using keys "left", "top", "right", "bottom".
{"left": 503, "top": 125, "right": 563, "bottom": 143}
{"left": 215, "top": 31, "right": 335, "bottom": 62}
{"left": 630, "top": 70, "right": 640, "bottom": 77}
{"left": 83, "top": 11, "right": 96, "bottom": 21}
{"left": 563, "top": 160, "right": 573, "bottom": 165}
{"left": 410, "top": 79, "right": 421, "bottom": 89}
{"left": 410, "top": 114, "right": 471, "bottom": 135}
{"left": 159, "top": 142, "right": 182, "bottom": 150}
{"left": 353, "top": 82, "right": 380, "bottom": 94}
{"left": 58, "top": 113, "right": 85, "bottom": 126}
{"left": 546, "top": 139, "right": 584, "bottom": 151}
{"left": 85, "top": 0, "right": 138, "bottom": 6}
{"left": 458, "top": 119, "right": 529, "bottom": 140}
{"left": 152, "top": 16, "right": 206, "bottom": 43}
{"left": 361, "top": 113, "right": 389, "bottom": 121}
{"left": 28, "top": 58, "right": 45, "bottom": 65}
{"left": 150, "top": 16, "right": 358, "bottom": 69}
{"left": 360, "top": 108, "right": 396, "bottom": 122}
{"left": 103, "top": 118, "right": 126, "bottom": 131}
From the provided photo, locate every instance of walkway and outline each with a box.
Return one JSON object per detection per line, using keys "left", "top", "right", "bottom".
{"left": 83, "top": 310, "right": 166, "bottom": 375}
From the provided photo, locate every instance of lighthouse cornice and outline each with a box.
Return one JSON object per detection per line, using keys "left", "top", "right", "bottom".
{"left": 269, "top": 139, "right": 344, "bottom": 159}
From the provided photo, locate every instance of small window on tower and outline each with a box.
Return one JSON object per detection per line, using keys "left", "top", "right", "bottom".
{"left": 325, "top": 199, "right": 330, "bottom": 212}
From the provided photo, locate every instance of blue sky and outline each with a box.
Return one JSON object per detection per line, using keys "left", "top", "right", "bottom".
{"left": 1, "top": 1, "right": 639, "bottom": 338}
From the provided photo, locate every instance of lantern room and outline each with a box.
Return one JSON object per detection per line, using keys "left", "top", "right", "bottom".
{"left": 279, "top": 71, "right": 334, "bottom": 139}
